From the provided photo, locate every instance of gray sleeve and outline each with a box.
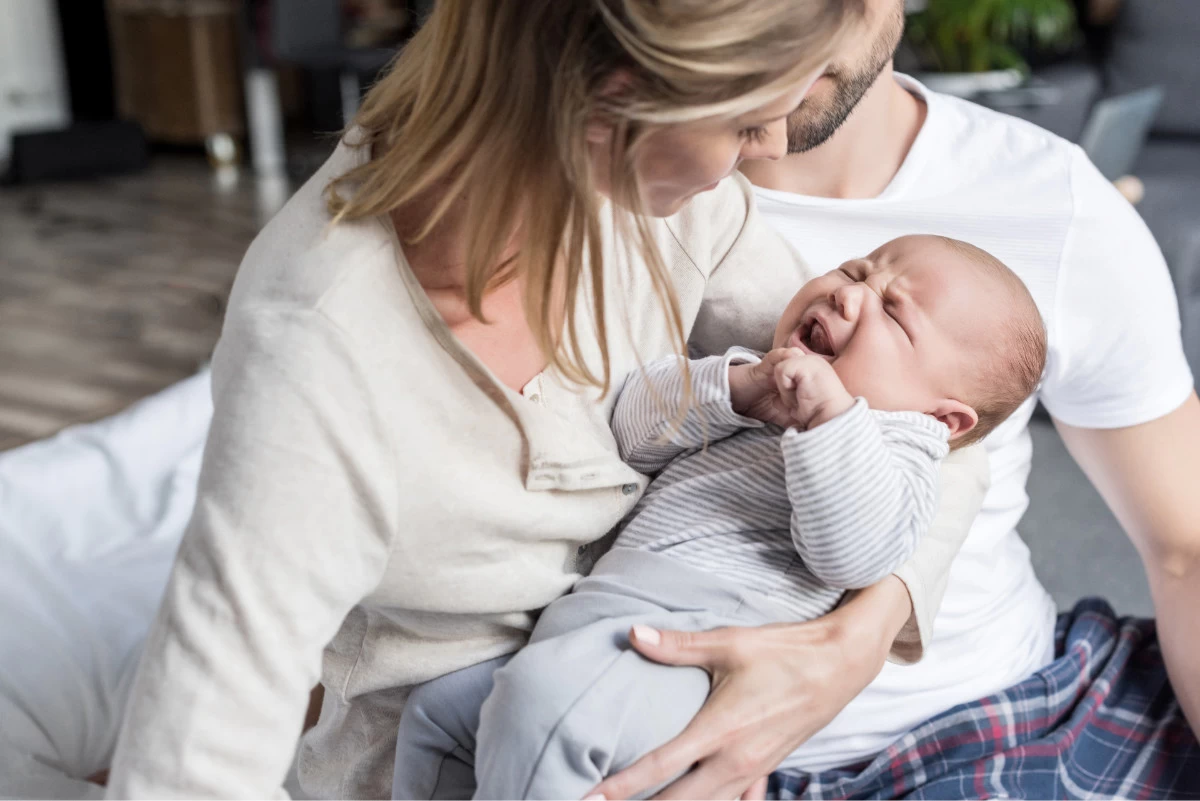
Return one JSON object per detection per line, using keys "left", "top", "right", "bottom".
{"left": 781, "top": 401, "right": 950, "bottom": 590}
{"left": 612, "top": 348, "right": 764, "bottom": 475}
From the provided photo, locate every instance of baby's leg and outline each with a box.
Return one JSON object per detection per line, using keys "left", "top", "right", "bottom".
{"left": 392, "top": 655, "right": 511, "bottom": 800}
{"left": 473, "top": 605, "right": 714, "bottom": 801}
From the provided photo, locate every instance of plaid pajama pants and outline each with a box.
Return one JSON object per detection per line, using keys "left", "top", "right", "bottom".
{"left": 770, "top": 599, "right": 1200, "bottom": 799}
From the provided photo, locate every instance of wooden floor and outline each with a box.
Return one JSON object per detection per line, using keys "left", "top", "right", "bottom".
{"left": 0, "top": 159, "right": 290, "bottom": 450}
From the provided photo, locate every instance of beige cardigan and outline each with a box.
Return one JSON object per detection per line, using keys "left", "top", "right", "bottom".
{"left": 107, "top": 140, "right": 988, "bottom": 799}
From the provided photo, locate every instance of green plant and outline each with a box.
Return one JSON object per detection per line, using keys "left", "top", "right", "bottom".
{"left": 907, "top": 0, "right": 1079, "bottom": 73}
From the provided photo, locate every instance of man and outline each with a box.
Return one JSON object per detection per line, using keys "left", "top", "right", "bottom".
{"left": 735, "top": 0, "right": 1200, "bottom": 791}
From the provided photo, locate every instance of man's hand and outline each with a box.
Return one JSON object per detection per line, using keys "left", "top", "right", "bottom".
{"left": 774, "top": 352, "right": 854, "bottom": 429}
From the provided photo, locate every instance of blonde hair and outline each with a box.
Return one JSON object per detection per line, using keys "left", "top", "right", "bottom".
{"left": 328, "top": 0, "right": 860, "bottom": 393}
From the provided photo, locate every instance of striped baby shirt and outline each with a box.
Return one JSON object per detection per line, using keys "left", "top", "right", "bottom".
{"left": 611, "top": 347, "right": 951, "bottom": 621}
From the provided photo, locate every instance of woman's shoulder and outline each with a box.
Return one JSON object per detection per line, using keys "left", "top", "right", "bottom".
{"left": 228, "top": 144, "right": 394, "bottom": 313}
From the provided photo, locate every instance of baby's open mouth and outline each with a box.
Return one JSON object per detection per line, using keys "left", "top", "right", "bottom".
{"left": 802, "top": 318, "right": 835, "bottom": 357}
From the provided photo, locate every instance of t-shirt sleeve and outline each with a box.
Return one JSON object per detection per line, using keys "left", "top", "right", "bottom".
{"left": 106, "top": 309, "right": 396, "bottom": 798}
{"left": 1040, "top": 145, "right": 1194, "bottom": 427}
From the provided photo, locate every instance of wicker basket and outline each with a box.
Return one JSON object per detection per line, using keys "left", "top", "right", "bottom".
{"left": 106, "top": 0, "right": 245, "bottom": 144}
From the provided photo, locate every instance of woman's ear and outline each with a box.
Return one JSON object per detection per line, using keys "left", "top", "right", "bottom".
{"left": 587, "top": 69, "right": 636, "bottom": 144}
{"left": 586, "top": 120, "right": 613, "bottom": 146}
{"left": 929, "top": 398, "right": 978, "bottom": 441}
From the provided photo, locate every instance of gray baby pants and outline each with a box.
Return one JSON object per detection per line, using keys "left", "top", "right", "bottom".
{"left": 391, "top": 548, "right": 791, "bottom": 800}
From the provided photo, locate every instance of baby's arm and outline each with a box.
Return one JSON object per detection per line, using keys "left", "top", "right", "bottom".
{"left": 774, "top": 355, "right": 951, "bottom": 589}
{"left": 613, "top": 348, "right": 764, "bottom": 475}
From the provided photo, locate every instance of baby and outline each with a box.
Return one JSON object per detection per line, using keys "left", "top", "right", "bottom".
{"left": 390, "top": 235, "right": 1048, "bottom": 800}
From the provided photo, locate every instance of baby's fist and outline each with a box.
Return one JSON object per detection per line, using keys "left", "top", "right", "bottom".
{"left": 772, "top": 351, "right": 854, "bottom": 429}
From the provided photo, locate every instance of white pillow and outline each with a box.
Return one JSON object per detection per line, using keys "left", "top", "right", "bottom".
{"left": 0, "top": 371, "right": 212, "bottom": 799}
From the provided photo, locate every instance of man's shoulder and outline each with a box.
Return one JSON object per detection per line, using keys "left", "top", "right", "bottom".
{"left": 920, "top": 81, "right": 1081, "bottom": 165}
{"left": 901, "top": 80, "right": 1089, "bottom": 213}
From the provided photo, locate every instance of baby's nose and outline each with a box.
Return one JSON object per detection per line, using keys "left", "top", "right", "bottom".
{"left": 833, "top": 283, "right": 864, "bottom": 320}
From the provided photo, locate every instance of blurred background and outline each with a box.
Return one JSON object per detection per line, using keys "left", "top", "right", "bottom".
{"left": 0, "top": 0, "right": 1197, "bottom": 610}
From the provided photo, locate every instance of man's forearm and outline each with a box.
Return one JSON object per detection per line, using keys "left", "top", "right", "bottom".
{"left": 1148, "top": 564, "right": 1200, "bottom": 732}
{"left": 1054, "top": 399, "right": 1200, "bottom": 736}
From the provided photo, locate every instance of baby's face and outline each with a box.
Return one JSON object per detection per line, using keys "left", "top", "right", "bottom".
{"left": 773, "top": 235, "right": 1004, "bottom": 419}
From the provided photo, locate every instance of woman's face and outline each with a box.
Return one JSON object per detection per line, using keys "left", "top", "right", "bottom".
{"left": 591, "top": 73, "right": 822, "bottom": 217}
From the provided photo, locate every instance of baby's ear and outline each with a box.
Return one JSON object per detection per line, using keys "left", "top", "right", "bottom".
{"left": 929, "top": 398, "right": 978, "bottom": 440}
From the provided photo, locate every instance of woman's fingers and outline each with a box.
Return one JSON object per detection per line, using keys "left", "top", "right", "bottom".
{"left": 586, "top": 722, "right": 712, "bottom": 801}
{"left": 650, "top": 733, "right": 778, "bottom": 800}
{"left": 628, "top": 625, "right": 735, "bottom": 670}
{"left": 588, "top": 668, "right": 745, "bottom": 799}
{"left": 596, "top": 594, "right": 905, "bottom": 800}
{"left": 650, "top": 755, "right": 762, "bottom": 800}
{"left": 741, "top": 776, "right": 769, "bottom": 800}
{"left": 590, "top": 664, "right": 770, "bottom": 799}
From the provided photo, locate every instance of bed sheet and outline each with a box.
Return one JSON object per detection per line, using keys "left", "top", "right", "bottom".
{"left": 0, "top": 370, "right": 212, "bottom": 799}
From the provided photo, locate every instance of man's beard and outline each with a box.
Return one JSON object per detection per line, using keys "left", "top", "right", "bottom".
{"left": 786, "top": 9, "right": 903, "bottom": 154}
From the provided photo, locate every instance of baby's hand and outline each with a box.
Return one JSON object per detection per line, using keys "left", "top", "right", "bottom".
{"left": 774, "top": 352, "right": 855, "bottom": 430}
{"left": 729, "top": 349, "right": 799, "bottom": 427}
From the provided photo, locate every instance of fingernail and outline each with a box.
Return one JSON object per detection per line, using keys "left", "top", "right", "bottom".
{"left": 584, "top": 795, "right": 606, "bottom": 800}
{"left": 632, "top": 624, "right": 661, "bottom": 645}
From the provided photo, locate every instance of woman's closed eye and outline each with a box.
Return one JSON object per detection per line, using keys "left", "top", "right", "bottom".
{"left": 738, "top": 125, "right": 769, "bottom": 144}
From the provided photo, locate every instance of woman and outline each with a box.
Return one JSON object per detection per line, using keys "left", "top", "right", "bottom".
{"left": 106, "top": 1, "right": 985, "bottom": 798}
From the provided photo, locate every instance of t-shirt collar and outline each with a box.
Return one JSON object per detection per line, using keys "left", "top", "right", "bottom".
{"left": 752, "top": 72, "right": 939, "bottom": 206}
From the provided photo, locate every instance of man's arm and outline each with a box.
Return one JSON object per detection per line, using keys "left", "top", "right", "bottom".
{"left": 1054, "top": 393, "right": 1200, "bottom": 731}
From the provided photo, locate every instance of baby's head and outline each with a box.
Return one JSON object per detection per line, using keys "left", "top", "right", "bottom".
{"left": 773, "top": 235, "right": 1047, "bottom": 447}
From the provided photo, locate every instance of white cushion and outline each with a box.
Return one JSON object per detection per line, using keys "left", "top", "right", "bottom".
{"left": 0, "top": 371, "right": 211, "bottom": 798}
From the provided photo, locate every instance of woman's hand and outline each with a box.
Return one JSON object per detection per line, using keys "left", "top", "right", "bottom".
{"left": 585, "top": 577, "right": 913, "bottom": 800}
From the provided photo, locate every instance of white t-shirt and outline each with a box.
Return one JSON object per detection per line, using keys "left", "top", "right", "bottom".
{"left": 756, "top": 74, "right": 1194, "bottom": 771}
